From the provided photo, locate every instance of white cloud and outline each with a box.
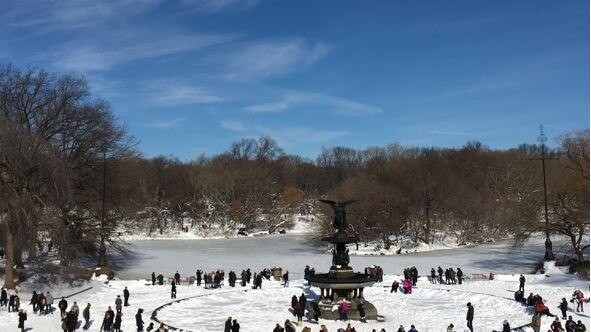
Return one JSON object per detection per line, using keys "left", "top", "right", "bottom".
{"left": 427, "top": 129, "right": 474, "bottom": 136}
{"left": 221, "top": 120, "right": 247, "bottom": 132}
{"left": 243, "top": 89, "right": 383, "bottom": 116}
{"left": 146, "top": 118, "right": 186, "bottom": 129}
{"left": 243, "top": 101, "right": 291, "bottom": 113}
{"left": 3, "top": 0, "right": 162, "bottom": 30}
{"left": 257, "top": 126, "right": 348, "bottom": 146}
{"left": 181, "top": 0, "right": 263, "bottom": 13}
{"left": 145, "top": 80, "right": 222, "bottom": 106}
{"left": 53, "top": 34, "right": 234, "bottom": 72}
{"left": 220, "top": 39, "right": 331, "bottom": 80}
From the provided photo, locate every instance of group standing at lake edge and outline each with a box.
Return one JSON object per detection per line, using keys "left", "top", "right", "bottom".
{"left": 0, "top": 265, "right": 588, "bottom": 332}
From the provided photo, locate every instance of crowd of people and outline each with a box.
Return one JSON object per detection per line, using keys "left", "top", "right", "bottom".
{"left": 429, "top": 266, "right": 464, "bottom": 285}
{"left": 0, "top": 264, "right": 588, "bottom": 332}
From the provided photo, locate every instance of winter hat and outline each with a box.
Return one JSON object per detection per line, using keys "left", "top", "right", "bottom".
{"left": 467, "top": 302, "right": 471, "bottom": 306}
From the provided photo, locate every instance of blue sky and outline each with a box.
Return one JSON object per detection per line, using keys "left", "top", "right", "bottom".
{"left": 1, "top": 0, "right": 588, "bottom": 160}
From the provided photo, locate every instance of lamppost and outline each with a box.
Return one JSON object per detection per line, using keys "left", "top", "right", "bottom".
{"left": 536, "top": 126, "right": 555, "bottom": 261}
{"left": 97, "top": 152, "right": 108, "bottom": 267}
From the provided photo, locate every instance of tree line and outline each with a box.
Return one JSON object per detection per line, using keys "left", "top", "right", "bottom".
{"left": 0, "top": 66, "right": 588, "bottom": 288}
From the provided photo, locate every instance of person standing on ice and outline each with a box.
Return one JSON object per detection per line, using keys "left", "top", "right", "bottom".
{"left": 282, "top": 271, "right": 289, "bottom": 287}
{"left": 151, "top": 272, "right": 156, "bottom": 286}
{"left": 174, "top": 270, "right": 181, "bottom": 285}
{"left": 407, "top": 324, "right": 418, "bottom": 332}
{"left": 430, "top": 268, "right": 437, "bottom": 284}
{"left": 519, "top": 274, "right": 526, "bottom": 292}
{"left": 171, "top": 280, "right": 177, "bottom": 298}
{"left": 437, "top": 266, "right": 444, "bottom": 283}
{"left": 466, "top": 302, "right": 474, "bottom": 332}
{"left": 135, "top": 308, "right": 144, "bottom": 332}
{"left": 575, "top": 320, "right": 587, "bottom": 332}
{"left": 124, "top": 286, "right": 130, "bottom": 306}
{"left": 46, "top": 291, "right": 54, "bottom": 313}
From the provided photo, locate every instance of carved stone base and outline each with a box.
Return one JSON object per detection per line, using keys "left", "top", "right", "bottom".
{"left": 307, "top": 298, "right": 378, "bottom": 321}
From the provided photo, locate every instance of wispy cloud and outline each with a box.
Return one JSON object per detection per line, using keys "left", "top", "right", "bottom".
{"left": 257, "top": 126, "right": 349, "bottom": 146}
{"left": 219, "top": 39, "right": 331, "bottom": 80}
{"left": 146, "top": 118, "right": 186, "bottom": 129}
{"left": 220, "top": 120, "right": 347, "bottom": 145}
{"left": 220, "top": 120, "right": 247, "bottom": 132}
{"left": 180, "top": 0, "right": 263, "bottom": 13}
{"left": 427, "top": 129, "right": 474, "bottom": 136}
{"left": 244, "top": 89, "right": 383, "bottom": 116}
{"left": 145, "top": 80, "right": 222, "bottom": 106}
{"left": 3, "top": 0, "right": 162, "bottom": 30}
{"left": 52, "top": 34, "right": 234, "bottom": 72}
{"left": 243, "top": 101, "right": 291, "bottom": 113}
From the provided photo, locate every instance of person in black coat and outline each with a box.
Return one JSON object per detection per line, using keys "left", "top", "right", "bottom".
{"left": 457, "top": 268, "right": 464, "bottom": 285}
{"left": 171, "top": 281, "right": 177, "bottom": 299}
{"left": 560, "top": 298, "right": 569, "bottom": 319}
{"left": 113, "top": 311, "right": 122, "bottom": 332}
{"left": 58, "top": 297, "right": 68, "bottom": 316}
{"left": 123, "top": 287, "right": 130, "bottom": 306}
{"left": 466, "top": 302, "right": 474, "bottom": 332}
{"left": 519, "top": 274, "right": 526, "bottom": 292}
{"left": 65, "top": 310, "right": 77, "bottom": 332}
{"left": 358, "top": 301, "right": 366, "bottom": 322}
{"left": 502, "top": 320, "right": 511, "bottom": 332}
{"left": 151, "top": 272, "right": 156, "bottom": 286}
{"left": 18, "top": 309, "right": 27, "bottom": 332}
{"left": 30, "top": 291, "right": 38, "bottom": 313}
{"left": 136, "top": 308, "right": 144, "bottom": 332}
{"left": 0, "top": 288, "right": 7, "bottom": 307}
{"left": 196, "top": 270, "right": 203, "bottom": 286}
{"left": 224, "top": 317, "right": 233, "bottom": 332}
{"left": 231, "top": 319, "right": 240, "bottom": 332}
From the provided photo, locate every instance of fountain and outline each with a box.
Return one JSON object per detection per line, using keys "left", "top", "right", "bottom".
{"left": 305, "top": 199, "right": 380, "bottom": 321}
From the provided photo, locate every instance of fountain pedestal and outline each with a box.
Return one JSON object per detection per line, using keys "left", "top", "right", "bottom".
{"left": 305, "top": 200, "right": 379, "bottom": 321}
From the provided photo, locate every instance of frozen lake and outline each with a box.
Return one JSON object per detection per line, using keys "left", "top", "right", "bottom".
{"left": 113, "top": 234, "right": 584, "bottom": 280}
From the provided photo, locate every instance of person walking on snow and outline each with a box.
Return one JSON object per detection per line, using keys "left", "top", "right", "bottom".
{"left": 566, "top": 316, "right": 576, "bottom": 332}
{"left": 519, "top": 274, "right": 526, "bottom": 292}
{"left": 575, "top": 290, "right": 585, "bottom": 313}
{"left": 135, "top": 308, "right": 144, "bottom": 332}
{"left": 171, "top": 281, "right": 177, "bottom": 299}
{"left": 466, "top": 302, "right": 474, "bottom": 332}
{"left": 224, "top": 317, "right": 233, "bottom": 332}
{"left": 559, "top": 298, "right": 569, "bottom": 319}
{"left": 124, "top": 287, "right": 130, "bottom": 306}
{"left": 18, "top": 309, "right": 27, "bottom": 332}
{"left": 82, "top": 303, "right": 91, "bottom": 330}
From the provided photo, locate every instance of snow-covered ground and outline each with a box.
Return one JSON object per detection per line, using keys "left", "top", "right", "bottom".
{"left": 0, "top": 261, "right": 588, "bottom": 332}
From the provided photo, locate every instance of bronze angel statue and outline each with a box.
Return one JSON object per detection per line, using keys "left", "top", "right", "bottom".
{"left": 319, "top": 199, "right": 356, "bottom": 232}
